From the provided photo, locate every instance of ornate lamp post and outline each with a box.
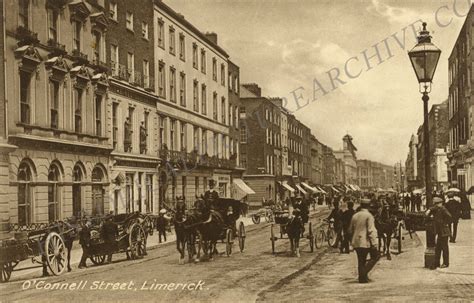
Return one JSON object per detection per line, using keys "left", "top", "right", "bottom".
{"left": 408, "top": 22, "right": 441, "bottom": 268}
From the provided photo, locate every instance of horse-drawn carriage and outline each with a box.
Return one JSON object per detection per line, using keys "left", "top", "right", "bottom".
{"left": 1, "top": 221, "right": 75, "bottom": 282}
{"left": 174, "top": 197, "right": 246, "bottom": 263}
{"left": 87, "top": 212, "right": 150, "bottom": 265}
{"left": 269, "top": 210, "right": 315, "bottom": 256}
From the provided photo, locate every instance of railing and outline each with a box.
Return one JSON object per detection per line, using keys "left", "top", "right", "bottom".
{"left": 91, "top": 58, "right": 108, "bottom": 72}
{"left": 158, "top": 149, "right": 236, "bottom": 169}
{"left": 71, "top": 49, "right": 88, "bottom": 64}
{"left": 47, "top": 39, "right": 66, "bottom": 56}
{"left": 16, "top": 26, "right": 39, "bottom": 46}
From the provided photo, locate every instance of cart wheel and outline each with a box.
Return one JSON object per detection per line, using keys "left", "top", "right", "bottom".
{"left": 397, "top": 222, "right": 403, "bottom": 254}
{"left": 252, "top": 215, "right": 260, "bottom": 224}
{"left": 90, "top": 255, "right": 106, "bottom": 265}
{"left": 238, "top": 222, "right": 246, "bottom": 252}
{"left": 45, "top": 232, "right": 67, "bottom": 276}
{"left": 1, "top": 262, "right": 13, "bottom": 283}
{"left": 308, "top": 222, "right": 314, "bottom": 252}
{"left": 327, "top": 228, "right": 337, "bottom": 247}
{"left": 270, "top": 224, "right": 276, "bottom": 254}
{"left": 315, "top": 228, "right": 324, "bottom": 249}
{"left": 225, "top": 229, "right": 233, "bottom": 257}
{"left": 129, "top": 223, "right": 146, "bottom": 260}
{"left": 195, "top": 232, "right": 202, "bottom": 259}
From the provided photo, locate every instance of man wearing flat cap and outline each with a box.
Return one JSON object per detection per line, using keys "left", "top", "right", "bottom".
{"left": 349, "top": 199, "right": 379, "bottom": 283}
{"left": 426, "top": 197, "right": 452, "bottom": 269}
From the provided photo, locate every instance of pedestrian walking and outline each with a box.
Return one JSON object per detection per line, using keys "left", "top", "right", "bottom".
{"left": 340, "top": 201, "right": 355, "bottom": 254}
{"left": 349, "top": 199, "right": 380, "bottom": 283}
{"left": 445, "top": 193, "right": 461, "bottom": 243}
{"left": 102, "top": 214, "right": 119, "bottom": 264}
{"left": 156, "top": 208, "right": 171, "bottom": 243}
{"left": 327, "top": 201, "right": 342, "bottom": 249}
{"left": 410, "top": 193, "right": 416, "bottom": 212}
{"left": 459, "top": 190, "right": 472, "bottom": 220}
{"left": 78, "top": 221, "right": 92, "bottom": 269}
{"left": 415, "top": 194, "right": 422, "bottom": 211}
{"left": 426, "top": 197, "right": 452, "bottom": 269}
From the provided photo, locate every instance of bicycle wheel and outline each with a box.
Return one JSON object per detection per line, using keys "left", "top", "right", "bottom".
{"left": 315, "top": 228, "right": 324, "bottom": 249}
{"left": 327, "top": 228, "right": 337, "bottom": 247}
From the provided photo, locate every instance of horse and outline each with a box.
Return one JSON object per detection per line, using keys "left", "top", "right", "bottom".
{"left": 374, "top": 204, "right": 398, "bottom": 260}
{"left": 286, "top": 210, "right": 305, "bottom": 257}
{"left": 174, "top": 198, "right": 201, "bottom": 264}
{"left": 293, "top": 199, "right": 309, "bottom": 237}
{"left": 194, "top": 198, "right": 225, "bottom": 261}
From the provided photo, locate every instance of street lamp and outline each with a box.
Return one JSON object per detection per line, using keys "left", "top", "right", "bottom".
{"left": 408, "top": 22, "right": 441, "bottom": 269}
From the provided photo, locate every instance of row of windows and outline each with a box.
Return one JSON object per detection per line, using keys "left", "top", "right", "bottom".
{"left": 17, "top": 161, "right": 106, "bottom": 225}
{"left": 19, "top": 69, "right": 104, "bottom": 137}
{"left": 157, "top": 17, "right": 227, "bottom": 87}
{"left": 19, "top": 1, "right": 106, "bottom": 63}
{"left": 450, "top": 117, "right": 469, "bottom": 151}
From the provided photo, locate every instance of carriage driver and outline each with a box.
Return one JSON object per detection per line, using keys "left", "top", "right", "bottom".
{"left": 204, "top": 179, "right": 220, "bottom": 209}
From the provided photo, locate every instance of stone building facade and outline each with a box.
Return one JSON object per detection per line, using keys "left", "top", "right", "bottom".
{"left": 2, "top": 0, "right": 111, "bottom": 226}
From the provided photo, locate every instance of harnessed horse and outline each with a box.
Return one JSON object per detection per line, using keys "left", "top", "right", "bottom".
{"left": 174, "top": 198, "right": 200, "bottom": 264}
{"left": 193, "top": 197, "right": 226, "bottom": 261}
{"left": 286, "top": 210, "right": 305, "bottom": 257}
{"left": 374, "top": 203, "right": 398, "bottom": 260}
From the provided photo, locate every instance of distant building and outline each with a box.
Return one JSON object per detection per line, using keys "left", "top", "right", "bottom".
{"left": 334, "top": 134, "right": 358, "bottom": 185}
{"left": 310, "top": 135, "right": 323, "bottom": 184}
{"left": 405, "top": 134, "right": 419, "bottom": 190}
{"left": 417, "top": 100, "right": 449, "bottom": 190}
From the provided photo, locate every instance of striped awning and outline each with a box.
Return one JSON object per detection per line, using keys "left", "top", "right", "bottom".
{"left": 295, "top": 184, "right": 307, "bottom": 195}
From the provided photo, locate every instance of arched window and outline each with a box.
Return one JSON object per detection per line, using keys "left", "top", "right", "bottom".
{"left": 48, "top": 164, "right": 61, "bottom": 222}
{"left": 18, "top": 162, "right": 32, "bottom": 225}
{"left": 91, "top": 166, "right": 105, "bottom": 216}
{"left": 72, "top": 164, "right": 83, "bottom": 217}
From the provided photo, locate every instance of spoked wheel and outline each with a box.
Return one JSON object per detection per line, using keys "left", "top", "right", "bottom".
{"left": 1, "top": 262, "right": 14, "bottom": 282}
{"left": 315, "top": 228, "right": 324, "bottom": 249}
{"left": 252, "top": 214, "right": 260, "bottom": 224}
{"left": 225, "top": 229, "right": 233, "bottom": 257}
{"left": 45, "top": 232, "right": 67, "bottom": 276}
{"left": 270, "top": 224, "right": 276, "bottom": 254}
{"left": 129, "top": 223, "right": 147, "bottom": 260}
{"left": 194, "top": 232, "right": 202, "bottom": 260}
{"left": 397, "top": 222, "right": 403, "bottom": 254}
{"left": 308, "top": 222, "right": 314, "bottom": 252}
{"left": 238, "top": 222, "right": 246, "bottom": 252}
{"left": 90, "top": 255, "right": 106, "bottom": 265}
{"left": 327, "top": 228, "right": 337, "bottom": 247}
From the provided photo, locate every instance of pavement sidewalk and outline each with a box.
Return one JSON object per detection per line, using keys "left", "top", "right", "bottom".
{"left": 269, "top": 211, "right": 474, "bottom": 302}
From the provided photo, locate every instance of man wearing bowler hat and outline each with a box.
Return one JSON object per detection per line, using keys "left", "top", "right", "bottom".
{"left": 426, "top": 196, "right": 452, "bottom": 269}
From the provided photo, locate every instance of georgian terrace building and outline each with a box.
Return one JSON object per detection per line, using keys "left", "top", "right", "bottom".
{"left": 153, "top": 1, "right": 241, "bottom": 208}
{"left": 1, "top": 0, "right": 111, "bottom": 227}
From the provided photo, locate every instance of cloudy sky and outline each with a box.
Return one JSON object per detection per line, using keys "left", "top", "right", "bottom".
{"left": 171, "top": 0, "right": 470, "bottom": 165}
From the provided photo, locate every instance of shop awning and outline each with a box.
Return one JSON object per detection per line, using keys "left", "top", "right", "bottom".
{"left": 331, "top": 185, "right": 340, "bottom": 193}
{"left": 279, "top": 181, "right": 295, "bottom": 193}
{"left": 233, "top": 179, "right": 255, "bottom": 195}
{"left": 301, "top": 182, "right": 319, "bottom": 193}
{"left": 295, "top": 184, "right": 307, "bottom": 195}
{"left": 315, "top": 185, "right": 327, "bottom": 194}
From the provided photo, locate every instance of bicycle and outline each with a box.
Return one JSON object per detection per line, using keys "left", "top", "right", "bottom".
{"left": 315, "top": 218, "right": 337, "bottom": 248}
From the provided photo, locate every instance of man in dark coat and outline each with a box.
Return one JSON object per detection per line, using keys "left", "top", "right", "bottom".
{"left": 78, "top": 221, "right": 92, "bottom": 269}
{"left": 426, "top": 197, "right": 452, "bottom": 269}
{"left": 327, "top": 201, "right": 342, "bottom": 248}
{"left": 204, "top": 179, "right": 219, "bottom": 208}
{"left": 340, "top": 201, "right": 355, "bottom": 253}
{"left": 445, "top": 193, "right": 461, "bottom": 243}
{"left": 101, "top": 215, "right": 119, "bottom": 264}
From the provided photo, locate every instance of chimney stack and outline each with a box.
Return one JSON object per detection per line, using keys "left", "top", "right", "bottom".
{"left": 242, "top": 83, "right": 261, "bottom": 97}
{"left": 205, "top": 32, "right": 218, "bottom": 45}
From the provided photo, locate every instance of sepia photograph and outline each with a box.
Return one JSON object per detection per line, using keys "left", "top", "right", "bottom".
{"left": 0, "top": 0, "right": 473, "bottom": 302}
